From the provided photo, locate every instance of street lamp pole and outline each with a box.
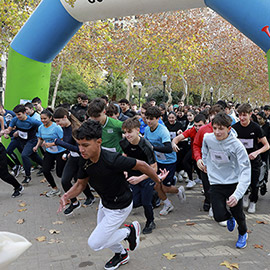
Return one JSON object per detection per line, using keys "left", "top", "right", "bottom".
{"left": 138, "top": 82, "right": 142, "bottom": 108}
{"left": 210, "top": 87, "right": 213, "bottom": 105}
{"left": 161, "top": 74, "right": 168, "bottom": 102}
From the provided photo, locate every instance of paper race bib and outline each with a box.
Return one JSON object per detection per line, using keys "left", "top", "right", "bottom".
{"left": 239, "top": 138, "right": 253, "bottom": 149}
{"left": 102, "top": 146, "right": 116, "bottom": 152}
{"left": 209, "top": 149, "right": 230, "bottom": 164}
{"left": 18, "top": 131, "right": 28, "bottom": 139}
{"left": 48, "top": 145, "right": 58, "bottom": 152}
{"left": 70, "top": 151, "right": 80, "bottom": 157}
{"left": 169, "top": 131, "right": 177, "bottom": 139}
{"left": 155, "top": 151, "right": 166, "bottom": 161}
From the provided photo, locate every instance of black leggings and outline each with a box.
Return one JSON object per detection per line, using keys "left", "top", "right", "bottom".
{"left": 0, "top": 143, "right": 21, "bottom": 190}
{"left": 61, "top": 156, "right": 94, "bottom": 203}
{"left": 42, "top": 151, "right": 66, "bottom": 188}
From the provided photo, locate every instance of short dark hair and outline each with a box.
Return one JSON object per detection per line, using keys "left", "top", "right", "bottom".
{"left": 101, "top": 95, "right": 109, "bottom": 102}
{"left": 24, "top": 102, "right": 34, "bottom": 109}
{"left": 106, "top": 103, "right": 118, "bottom": 117}
{"left": 264, "top": 105, "right": 270, "bottom": 111}
{"left": 122, "top": 117, "right": 140, "bottom": 130}
{"left": 209, "top": 104, "right": 224, "bottom": 115}
{"left": 194, "top": 113, "right": 206, "bottom": 123}
{"left": 32, "top": 97, "right": 42, "bottom": 104}
{"left": 73, "top": 119, "right": 102, "bottom": 140}
{"left": 237, "top": 103, "right": 252, "bottom": 114}
{"left": 145, "top": 106, "right": 162, "bottom": 118}
{"left": 212, "top": 112, "right": 232, "bottom": 128}
{"left": 119, "top": 98, "right": 130, "bottom": 105}
{"left": 13, "top": 104, "right": 26, "bottom": 113}
{"left": 80, "top": 94, "right": 88, "bottom": 101}
{"left": 141, "top": 102, "right": 151, "bottom": 111}
{"left": 87, "top": 98, "right": 106, "bottom": 117}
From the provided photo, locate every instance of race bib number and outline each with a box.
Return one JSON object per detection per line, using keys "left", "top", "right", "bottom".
{"left": 70, "top": 151, "right": 80, "bottom": 157}
{"left": 155, "top": 151, "right": 166, "bottom": 161}
{"left": 18, "top": 131, "right": 28, "bottom": 139}
{"left": 209, "top": 150, "right": 230, "bottom": 164}
{"left": 102, "top": 146, "right": 116, "bottom": 152}
{"left": 169, "top": 131, "right": 177, "bottom": 139}
{"left": 239, "top": 138, "right": 253, "bottom": 149}
{"left": 49, "top": 146, "right": 58, "bottom": 152}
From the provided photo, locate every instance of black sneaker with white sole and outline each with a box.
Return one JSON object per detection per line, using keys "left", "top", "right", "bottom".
{"left": 22, "top": 176, "right": 31, "bottom": 185}
{"left": 124, "top": 221, "right": 141, "bottom": 251}
{"left": 64, "top": 201, "right": 81, "bottom": 216}
{"left": 83, "top": 197, "right": 96, "bottom": 206}
{"left": 11, "top": 185, "right": 24, "bottom": 198}
{"left": 104, "top": 250, "right": 129, "bottom": 270}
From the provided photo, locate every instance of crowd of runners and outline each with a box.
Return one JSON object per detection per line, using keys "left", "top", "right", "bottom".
{"left": 0, "top": 94, "right": 270, "bottom": 270}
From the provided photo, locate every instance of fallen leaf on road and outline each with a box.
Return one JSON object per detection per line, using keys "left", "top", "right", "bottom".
{"left": 52, "top": 221, "right": 64, "bottom": 225}
{"left": 18, "top": 208, "right": 27, "bottom": 212}
{"left": 78, "top": 197, "right": 85, "bottom": 200}
{"left": 16, "top": 218, "right": 25, "bottom": 224}
{"left": 40, "top": 178, "right": 46, "bottom": 183}
{"left": 163, "top": 253, "right": 176, "bottom": 260}
{"left": 220, "top": 261, "right": 239, "bottom": 270}
{"left": 254, "top": 244, "right": 263, "bottom": 249}
{"left": 48, "top": 238, "right": 62, "bottom": 244}
{"left": 247, "top": 230, "right": 252, "bottom": 233}
{"left": 36, "top": 236, "right": 46, "bottom": 242}
{"left": 49, "top": 229, "right": 60, "bottom": 234}
{"left": 19, "top": 202, "right": 27, "bottom": 207}
{"left": 256, "top": 220, "right": 268, "bottom": 224}
{"left": 172, "top": 224, "right": 178, "bottom": 228}
{"left": 40, "top": 191, "right": 47, "bottom": 196}
{"left": 186, "top": 222, "right": 196, "bottom": 226}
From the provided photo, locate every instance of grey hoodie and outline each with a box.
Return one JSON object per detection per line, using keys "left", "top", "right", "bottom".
{"left": 202, "top": 132, "right": 251, "bottom": 201}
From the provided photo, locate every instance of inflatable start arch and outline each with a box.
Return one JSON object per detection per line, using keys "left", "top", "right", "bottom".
{"left": 5, "top": 0, "right": 270, "bottom": 108}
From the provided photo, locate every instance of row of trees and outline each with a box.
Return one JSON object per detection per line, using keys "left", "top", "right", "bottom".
{"left": 1, "top": 1, "right": 269, "bottom": 107}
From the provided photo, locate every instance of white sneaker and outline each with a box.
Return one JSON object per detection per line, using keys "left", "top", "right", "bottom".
{"left": 219, "top": 221, "right": 227, "bottom": 227}
{"left": 208, "top": 207, "right": 213, "bottom": 217}
{"left": 243, "top": 195, "right": 250, "bottom": 208}
{"left": 247, "top": 202, "right": 256, "bottom": 213}
{"left": 179, "top": 170, "right": 185, "bottom": 176}
{"left": 177, "top": 186, "right": 186, "bottom": 203}
{"left": 159, "top": 204, "right": 174, "bottom": 216}
{"left": 183, "top": 172, "right": 188, "bottom": 179}
{"left": 186, "top": 180, "right": 196, "bottom": 189}
{"left": 46, "top": 188, "right": 61, "bottom": 197}
{"left": 178, "top": 174, "right": 184, "bottom": 182}
{"left": 194, "top": 178, "right": 202, "bottom": 184}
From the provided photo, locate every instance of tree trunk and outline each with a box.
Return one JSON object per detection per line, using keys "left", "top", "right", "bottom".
{"left": 180, "top": 74, "right": 188, "bottom": 102}
{"left": 51, "top": 59, "right": 64, "bottom": 109}
{"left": 125, "top": 69, "right": 134, "bottom": 100}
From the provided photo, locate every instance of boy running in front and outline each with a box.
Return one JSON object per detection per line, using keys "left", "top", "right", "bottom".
{"left": 202, "top": 112, "right": 251, "bottom": 248}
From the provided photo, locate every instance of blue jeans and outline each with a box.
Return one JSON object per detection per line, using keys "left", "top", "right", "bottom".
{"left": 20, "top": 138, "right": 43, "bottom": 176}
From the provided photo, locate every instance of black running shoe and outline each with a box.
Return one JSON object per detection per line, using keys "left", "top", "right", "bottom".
{"left": 104, "top": 250, "right": 129, "bottom": 270}
{"left": 124, "top": 221, "right": 141, "bottom": 251}
{"left": 36, "top": 168, "right": 43, "bottom": 177}
{"left": 203, "top": 201, "right": 210, "bottom": 212}
{"left": 83, "top": 197, "right": 96, "bottom": 206}
{"left": 142, "top": 221, "right": 156, "bottom": 234}
{"left": 12, "top": 165, "right": 21, "bottom": 178}
{"left": 64, "top": 202, "right": 81, "bottom": 216}
{"left": 11, "top": 185, "right": 24, "bottom": 198}
{"left": 22, "top": 176, "right": 31, "bottom": 185}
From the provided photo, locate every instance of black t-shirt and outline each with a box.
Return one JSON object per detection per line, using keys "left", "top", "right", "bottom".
{"left": 177, "top": 115, "right": 188, "bottom": 130}
{"left": 119, "top": 137, "right": 156, "bottom": 177}
{"left": 164, "top": 121, "right": 184, "bottom": 140}
{"left": 232, "top": 121, "right": 264, "bottom": 165}
{"left": 77, "top": 149, "right": 136, "bottom": 209}
{"left": 123, "top": 109, "right": 136, "bottom": 118}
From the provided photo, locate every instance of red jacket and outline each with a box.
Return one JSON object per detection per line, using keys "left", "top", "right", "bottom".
{"left": 193, "top": 122, "right": 213, "bottom": 161}
{"left": 182, "top": 126, "right": 197, "bottom": 159}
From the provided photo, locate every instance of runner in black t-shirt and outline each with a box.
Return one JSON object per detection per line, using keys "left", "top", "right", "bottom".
{"left": 120, "top": 117, "right": 158, "bottom": 234}
{"left": 58, "top": 119, "right": 168, "bottom": 270}
{"left": 232, "top": 103, "right": 269, "bottom": 214}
